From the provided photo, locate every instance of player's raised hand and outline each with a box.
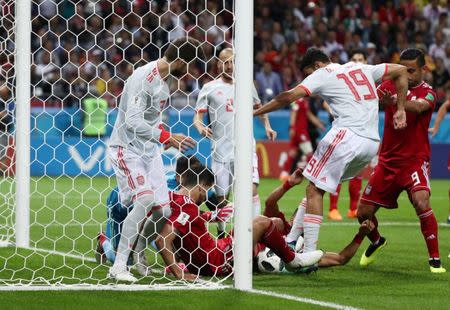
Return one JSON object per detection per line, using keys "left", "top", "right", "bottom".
{"left": 378, "top": 90, "right": 394, "bottom": 107}
{"left": 265, "top": 127, "right": 277, "bottom": 140}
{"left": 288, "top": 168, "right": 304, "bottom": 186}
{"left": 216, "top": 204, "right": 234, "bottom": 222}
{"left": 167, "top": 133, "right": 196, "bottom": 152}
{"left": 393, "top": 109, "right": 407, "bottom": 129}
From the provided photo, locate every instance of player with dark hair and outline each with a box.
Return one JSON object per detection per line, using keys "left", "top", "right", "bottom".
{"left": 156, "top": 165, "right": 324, "bottom": 280}
{"left": 255, "top": 47, "right": 408, "bottom": 260}
{"left": 358, "top": 48, "right": 446, "bottom": 273}
{"left": 107, "top": 37, "right": 204, "bottom": 282}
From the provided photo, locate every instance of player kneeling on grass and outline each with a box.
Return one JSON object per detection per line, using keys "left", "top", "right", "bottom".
{"left": 262, "top": 168, "right": 376, "bottom": 270}
{"left": 155, "top": 166, "right": 324, "bottom": 280}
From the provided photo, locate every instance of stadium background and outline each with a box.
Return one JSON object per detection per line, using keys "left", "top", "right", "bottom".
{"left": 1, "top": 1, "right": 449, "bottom": 177}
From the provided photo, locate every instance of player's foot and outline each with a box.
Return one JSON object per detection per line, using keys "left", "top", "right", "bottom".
{"left": 94, "top": 233, "right": 107, "bottom": 264}
{"left": 108, "top": 265, "right": 138, "bottom": 283}
{"left": 347, "top": 209, "right": 358, "bottom": 219}
{"left": 429, "top": 259, "right": 446, "bottom": 273}
{"left": 285, "top": 250, "right": 324, "bottom": 272}
{"left": 279, "top": 171, "right": 289, "bottom": 182}
{"left": 360, "top": 236, "right": 387, "bottom": 266}
{"left": 328, "top": 209, "right": 343, "bottom": 221}
{"left": 132, "top": 251, "right": 151, "bottom": 277}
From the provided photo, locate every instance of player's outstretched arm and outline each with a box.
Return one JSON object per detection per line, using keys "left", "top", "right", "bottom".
{"left": 429, "top": 99, "right": 450, "bottom": 136}
{"left": 155, "top": 223, "right": 197, "bottom": 281}
{"left": 254, "top": 86, "right": 309, "bottom": 116}
{"left": 318, "top": 220, "right": 374, "bottom": 268}
{"left": 264, "top": 169, "right": 304, "bottom": 217}
{"left": 382, "top": 64, "right": 408, "bottom": 129}
{"left": 404, "top": 98, "right": 433, "bottom": 114}
{"left": 193, "top": 111, "right": 213, "bottom": 138}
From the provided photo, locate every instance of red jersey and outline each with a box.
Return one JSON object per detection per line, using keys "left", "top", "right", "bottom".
{"left": 291, "top": 98, "right": 309, "bottom": 134}
{"left": 377, "top": 80, "right": 436, "bottom": 165}
{"left": 169, "top": 192, "right": 227, "bottom": 276}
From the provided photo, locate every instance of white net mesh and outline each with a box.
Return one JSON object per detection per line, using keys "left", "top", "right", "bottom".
{"left": 0, "top": 0, "right": 240, "bottom": 287}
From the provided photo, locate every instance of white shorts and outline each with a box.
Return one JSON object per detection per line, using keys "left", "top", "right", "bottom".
{"left": 109, "top": 146, "right": 169, "bottom": 207}
{"left": 303, "top": 127, "right": 379, "bottom": 194}
{"left": 212, "top": 151, "right": 259, "bottom": 197}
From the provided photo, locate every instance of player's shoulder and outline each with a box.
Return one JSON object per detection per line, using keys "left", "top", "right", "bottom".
{"left": 202, "top": 79, "right": 223, "bottom": 90}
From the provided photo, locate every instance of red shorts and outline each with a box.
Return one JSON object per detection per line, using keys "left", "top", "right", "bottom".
{"left": 361, "top": 160, "right": 431, "bottom": 209}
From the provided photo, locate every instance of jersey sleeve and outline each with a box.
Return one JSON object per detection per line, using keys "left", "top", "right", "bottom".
{"left": 298, "top": 70, "right": 324, "bottom": 96}
{"left": 365, "top": 64, "right": 388, "bottom": 83}
{"left": 377, "top": 80, "right": 394, "bottom": 97}
{"left": 252, "top": 84, "right": 261, "bottom": 105}
{"left": 420, "top": 88, "right": 437, "bottom": 110}
{"left": 170, "top": 203, "right": 198, "bottom": 235}
{"left": 195, "top": 84, "right": 210, "bottom": 113}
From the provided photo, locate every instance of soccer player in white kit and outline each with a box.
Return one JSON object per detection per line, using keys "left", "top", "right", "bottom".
{"left": 193, "top": 48, "right": 276, "bottom": 232}
{"left": 108, "top": 37, "right": 204, "bottom": 282}
{"left": 254, "top": 48, "right": 409, "bottom": 255}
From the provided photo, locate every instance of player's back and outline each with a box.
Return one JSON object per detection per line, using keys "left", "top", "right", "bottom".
{"left": 378, "top": 80, "right": 436, "bottom": 165}
{"left": 302, "top": 62, "right": 386, "bottom": 141}
{"left": 109, "top": 60, "right": 169, "bottom": 155}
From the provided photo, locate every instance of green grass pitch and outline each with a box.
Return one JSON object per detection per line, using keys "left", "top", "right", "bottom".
{"left": 0, "top": 176, "right": 449, "bottom": 309}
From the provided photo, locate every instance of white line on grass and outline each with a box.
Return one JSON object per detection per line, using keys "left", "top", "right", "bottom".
{"left": 28, "top": 246, "right": 96, "bottom": 263}
{"left": 248, "top": 289, "right": 360, "bottom": 310}
{"left": 0, "top": 284, "right": 229, "bottom": 291}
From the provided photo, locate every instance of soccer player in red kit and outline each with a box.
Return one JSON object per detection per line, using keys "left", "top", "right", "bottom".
{"left": 358, "top": 48, "right": 446, "bottom": 273}
{"left": 156, "top": 165, "right": 323, "bottom": 280}
{"left": 279, "top": 98, "right": 325, "bottom": 181}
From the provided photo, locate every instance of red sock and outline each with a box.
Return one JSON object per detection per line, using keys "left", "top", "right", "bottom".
{"left": 329, "top": 184, "right": 342, "bottom": 211}
{"left": 417, "top": 208, "right": 440, "bottom": 259}
{"left": 349, "top": 178, "right": 362, "bottom": 211}
{"left": 262, "top": 221, "right": 295, "bottom": 263}
{"left": 366, "top": 215, "right": 381, "bottom": 243}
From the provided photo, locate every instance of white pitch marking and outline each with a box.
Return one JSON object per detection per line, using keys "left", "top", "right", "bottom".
{"left": 249, "top": 289, "right": 360, "bottom": 310}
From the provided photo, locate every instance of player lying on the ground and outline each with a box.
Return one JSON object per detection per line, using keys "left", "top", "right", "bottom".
{"left": 357, "top": 48, "right": 446, "bottom": 273}
{"left": 95, "top": 155, "right": 220, "bottom": 270}
{"left": 155, "top": 166, "right": 324, "bottom": 281}
{"left": 263, "top": 168, "right": 375, "bottom": 269}
{"left": 194, "top": 48, "right": 277, "bottom": 238}
{"left": 254, "top": 48, "right": 409, "bottom": 258}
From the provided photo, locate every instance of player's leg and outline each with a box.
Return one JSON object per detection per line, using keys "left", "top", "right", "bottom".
{"left": 328, "top": 184, "right": 343, "bottom": 221}
{"left": 285, "top": 197, "right": 307, "bottom": 245}
{"left": 252, "top": 215, "right": 323, "bottom": 269}
{"left": 252, "top": 151, "right": 261, "bottom": 218}
{"left": 348, "top": 176, "right": 362, "bottom": 218}
{"left": 406, "top": 161, "right": 445, "bottom": 272}
{"left": 212, "top": 159, "right": 231, "bottom": 237}
{"left": 280, "top": 146, "right": 298, "bottom": 181}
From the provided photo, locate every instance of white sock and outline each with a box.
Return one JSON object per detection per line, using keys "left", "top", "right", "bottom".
{"left": 252, "top": 194, "right": 261, "bottom": 218}
{"left": 286, "top": 197, "right": 307, "bottom": 243}
{"left": 303, "top": 213, "right": 323, "bottom": 252}
{"left": 112, "top": 194, "right": 156, "bottom": 268}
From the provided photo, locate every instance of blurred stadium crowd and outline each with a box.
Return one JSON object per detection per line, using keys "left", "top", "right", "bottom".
{"left": 0, "top": 0, "right": 449, "bottom": 110}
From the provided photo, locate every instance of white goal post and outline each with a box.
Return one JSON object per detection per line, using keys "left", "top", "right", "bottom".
{"left": 1, "top": 0, "right": 254, "bottom": 290}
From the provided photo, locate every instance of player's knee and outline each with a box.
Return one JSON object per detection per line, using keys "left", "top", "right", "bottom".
{"left": 306, "top": 182, "right": 323, "bottom": 199}
{"left": 356, "top": 204, "right": 372, "bottom": 221}
{"left": 254, "top": 215, "right": 271, "bottom": 230}
{"left": 413, "top": 198, "right": 429, "bottom": 213}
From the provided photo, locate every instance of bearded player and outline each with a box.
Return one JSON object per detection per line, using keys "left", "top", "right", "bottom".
{"left": 255, "top": 47, "right": 408, "bottom": 256}
{"left": 107, "top": 37, "right": 204, "bottom": 282}
{"left": 155, "top": 165, "right": 323, "bottom": 280}
{"left": 357, "top": 48, "right": 446, "bottom": 273}
{"left": 193, "top": 48, "right": 277, "bottom": 236}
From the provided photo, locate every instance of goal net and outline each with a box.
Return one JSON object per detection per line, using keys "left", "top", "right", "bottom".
{"left": 0, "top": 0, "right": 254, "bottom": 289}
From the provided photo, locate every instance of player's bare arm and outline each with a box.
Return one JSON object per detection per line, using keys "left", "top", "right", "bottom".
{"left": 193, "top": 110, "right": 213, "bottom": 138}
{"left": 306, "top": 110, "right": 326, "bottom": 131}
{"left": 318, "top": 220, "right": 374, "bottom": 267}
{"left": 253, "top": 86, "right": 309, "bottom": 116}
{"left": 378, "top": 92, "right": 432, "bottom": 114}
{"left": 264, "top": 168, "right": 304, "bottom": 217}
{"left": 382, "top": 64, "right": 408, "bottom": 129}
{"left": 429, "top": 99, "right": 450, "bottom": 136}
{"left": 155, "top": 223, "right": 197, "bottom": 281}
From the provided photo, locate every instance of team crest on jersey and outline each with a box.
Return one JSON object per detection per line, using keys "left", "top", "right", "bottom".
{"left": 177, "top": 212, "right": 190, "bottom": 225}
{"left": 136, "top": 175, "right": 145, "bottom": 186}
{"left": 365, "top": 185, "right": 372, "bottom": 195}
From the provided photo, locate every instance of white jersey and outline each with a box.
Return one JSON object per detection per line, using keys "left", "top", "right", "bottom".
{"left": 300, "top": 62, "right": 387, "bottom": 141}
{"left": 196, "top": 78, "right": 260, "bottom": 162}
{"left": 109, "top": 60, "right": 170, "bottom": 156}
